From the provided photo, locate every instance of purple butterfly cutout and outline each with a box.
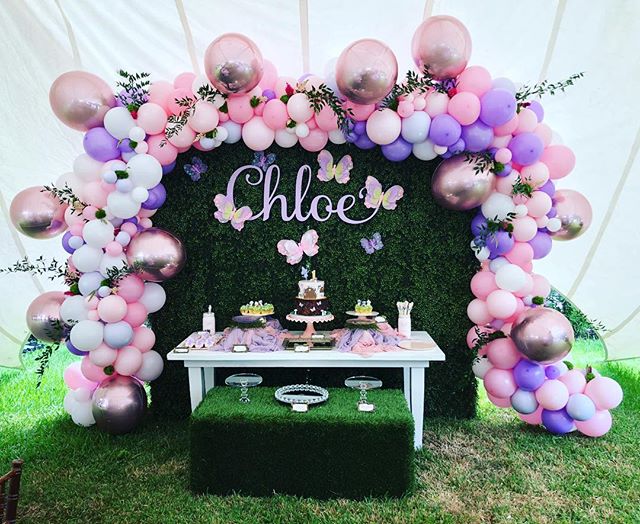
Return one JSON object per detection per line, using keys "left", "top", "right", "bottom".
{"left": 252, "top": 151, "right": 276, "bottom": 171}
{"left": 184, "top": 156, "right": 207, "bottom": 181}
{"left": 301, "top": 266, "right": 309, "bottom": 279}
{"left": 360, "top": 232, "right": 384, "bottom": 255}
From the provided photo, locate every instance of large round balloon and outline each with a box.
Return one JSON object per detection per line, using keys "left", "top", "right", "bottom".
{"left": 431, "top": 155, "right": 495, "bottom": 210}
{"left": 411, "top": 16, "right": 472, "bottom": 80}
{"left": 550, "top": 189, "right": 592, "bottom": 241}
{"left": 204, "top": 33, "right": 263, "bottom": 95}
{"left": 511, "top": 307, "right": 575, "bottom": 364}
{"left": 335, "top": 39, "right": 398, "bottom": 105}
{"left": 126, "top": 227, "right": 186, "bottom": 282}
{"left": 49, "top": 71, "right": 116, "bottom": 131}
{"left": 10, "top": 186, "right": 68, "bottom": 239}
{"left": 26, "top": 291, "right": 66, "bottom": 342}
{"left": 92, "top": 375, "right": 147, "bottom": 435}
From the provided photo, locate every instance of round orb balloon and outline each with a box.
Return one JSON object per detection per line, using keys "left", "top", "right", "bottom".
{"left": 49, "top": 71, "right": 116, "bottom": 131}
{"left": 204, "top": 33, "right": 263, "bottom": 95}
{"left": 511, "top": 307, "right": 575, "bottom": 364}
{"left": 92, "top": 375, "right": 147, "bottom": 435}
{"left": 431, "top": 155, "right": 495, "bottom": 210}
{"left": 550, "top": 189, "right": 592, "bottom": 241}
{"left": 411, "top": 15, "right": 472, "bottom": 80}
{"left": 336, "top": 39, "right": 398, "bottom": 105}
{"left": 126, "top": 227, "right": 186, "bottom": 282}
{"left": 10, "top": 186, "right": 68, "bottom": 239}
{"left": 26, "top": 291, "right": 66, "bottom": 342}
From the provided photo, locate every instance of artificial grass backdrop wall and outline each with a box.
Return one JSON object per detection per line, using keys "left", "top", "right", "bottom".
{"left": 151, "top": 142, "right": 478, "bottom": 418}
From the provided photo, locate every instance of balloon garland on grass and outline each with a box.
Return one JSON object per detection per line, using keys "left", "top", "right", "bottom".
{"left": 6, "top": 16, "right": 622, "bottom": 435}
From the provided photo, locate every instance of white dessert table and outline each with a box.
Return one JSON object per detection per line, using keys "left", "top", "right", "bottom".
{"left": 167, "top": 331, "right": 445, "bottom": 449}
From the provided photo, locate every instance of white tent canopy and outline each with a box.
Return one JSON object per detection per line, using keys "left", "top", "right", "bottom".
{"left": 0, "top": 0, "right": 638, "bottom": 366}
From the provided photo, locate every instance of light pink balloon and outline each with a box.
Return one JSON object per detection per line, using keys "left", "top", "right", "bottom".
{"left": 494, "top": 116, "right": 518, "bottom": 137}
{"left": 520, "top": 162, "right": 549, "bottom": 187}
{"left": 470, "top": 271, "right": 498, "bottom": 299}
{"left": 467, "top": 298, "right": 492, "bottom": 325}
{"left": 80, "top": 356, "right": 108, "bottom": 383}
{"left": 486, "top": 289, "right": 517, "bottom": 319}
{"left": 456, "top": 66, "right": 492, "bottom": 96}
{"left": 505, "top": 242, "right": 534, "bottom": 266}
{"left": 424, "top": 92, "right": 449, "bottom": 117}
{"left": 132, "top": 326, "right": 156, "bottom": 353}
{"left": 533, "top": 123, "right": 552, "bottom": 146}
{"left": 411, "top": 15, "right": 472, "bottom": 79}
{"left": 274, "top": 76, "right": 297, "bottom": 97}
{"left": 558, "top": 369, "right": 587, "bottom": 394}
{"left": 575, "top": 409, "right": 612, "bottom": 437}
{"left": 299, "top": 128, "right": 328, "bottom": 152}
{"left": 514, "top": 109, "right": 538, "bottom": 135}
{"left": 89, "top": 343, "right": 118, "bottom": 367}
{"left": 483, "top": 368, "right": 517, "bottom": 398}
{"left": 173, "top": 72, "right": 196, "bottom": 89}
{"left": 263, "top": 99, "right": 289, "bottom": 129}
{"left": 123, "top": 302, "right": 148, "bottom": 328}
{"left": 286, "top": 93, "right": 314, "bottom": 122}
{"left": 487, "top": 338, "right": 521, "bottom": 369}
{"left": 116, "top": 275, "right": 145, "bottom": 303}
{"left": 584, "top": 377, "right": 623, "bottom": 410}
{"left": 346, "top": 102, "right": 376, "bottom": 121}
{"left": 525, "top": 191, "right": 552, "bottom": 218}
{"left": 167, "top": 123, "right": 196, "bottom": 148}
{"left": 514, "top": 274, "right": 534, "bottom": 298}
{"left": 49, "top": 71, "right": 115, "bottom": 131}
{"left": 64, "top": 361, "right": 97, "bottom": 390}
{"left": 260, "top": 60, "right": 277, "bottom": 90}
{"left": 242, "top": 116, "right": 275, "bottom": 151}
{"left": 487, "top": 392, "right": 511, "bottom": 408}
{"left": 530, "top": 274, "right": 550, "bottom": 298}
{"left": 314, "top": 105, "right": 339, "bottom": 131}
{"left": 114, "top": 345, "right": 143, "bottom": 376}
{"left": 512, "top": 216, "right": 538, "bottom": 242}
{"left": 148, "top": 81, "right": 174, "bottom": 113}
{"left": 550, "top": 189, "right": 593, "bottom": 241}
{"left": 146, "top": 134, "right": 178, "bottom": 165}
{"left": 227, "top": 95, "right": 254, "bottom": 123}
{"left": 540, "top": 145, "right": 576, "bottom": 180}
{"left": 447, "top": 92, "right": 480, "bottom": 125}
{"left": 495, "top": 171, "right": 518, "bottom": 195}
{"left": 188, "top": 101, "right": 219, "bottom": 133}
{"left": 466, "top": 325, "right": 495, "bottom": 349}
{"left": 10, "top": 187, "right": 68, "bottom": 239}
{"left": 518, "top": 405, "right": 543, "bottom": 425}
{"left": 366, "top": 108, "right": 401, "bottom": 145}
{"left": 204, "top": 33, "right": 263, "bottom": 95}
{"left": 494, "top": 148, "right": 512, "bottom": 164}
{"left": 535, "top": 379, "right": 569, "bottom": 410}
{"left": 97, "top": 295, "right": 128, "bottom": 323}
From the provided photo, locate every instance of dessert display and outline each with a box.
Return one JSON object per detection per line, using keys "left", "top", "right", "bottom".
{"left": 240, "top": 300, "right": 274, "bottom": 316}
{"left": 291, "top": 271, "right": 331, "bottom": 318}
{"left": 354, "top": 300, "right": 373, "bottom": 314}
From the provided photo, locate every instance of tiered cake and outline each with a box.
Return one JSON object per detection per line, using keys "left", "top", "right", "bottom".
{"left": 293, "top": 271, "right": 330, "bottom": 317}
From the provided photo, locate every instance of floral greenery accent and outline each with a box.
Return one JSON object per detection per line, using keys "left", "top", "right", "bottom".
{"left": 0, "top": 255, "right": 78, "bottom": 287}
{"left": 563, "top": 360, "right": 574, "bottom": 370}
{"left": 164, "top": 84, "right": 227, "bottom": 143}
{"left": 515, "top": 72, "right": 584, "bottom": 111}
{"left": 103, "top": 262, "right": 142, "bottom": 288}
{"left": 532, "top": 296, "right": 545, "bottom": 305}
{"left": 511, "top": 175, "right": 534, "bottom": 198}
{"left": 33, "top": 318, "right": 70, "bottom": 387}
{"left": 585, "top": 365, "right": 596, "bottom": 382}
{"left": 471, "top": 327, "right": 506, "bottom": 354}
{"left": 41, "top": 184, "right": 86, "bottom": 214}
{"left": 380, "top": 67, "right": 450, "bottom": 111}
{"left": 115, "top": 70, "right": 151, "bottom": 113}
{"left": 297, "top": 81, "right": 355, "bottom": 133}
{"left": 114, "top": 169, "right": 129, "bottom": 179}
{"left": 250, "top": 95, "right": 264, "bottom": 108}
{"left": 95, "top": 209, "right": 107, "bottom": 219}
{"left": 464, "top": 151, "right": 505, "bottom": 176}
{"left": 546, "top": 288, "right": 607, "bottom": 338}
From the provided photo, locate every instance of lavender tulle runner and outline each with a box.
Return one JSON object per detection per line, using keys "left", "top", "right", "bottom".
{"left": 332, "top": 323, "right": 404, "bottom": 355}
{"left": 212, "top": 318, "right": 287, "bottom": 352}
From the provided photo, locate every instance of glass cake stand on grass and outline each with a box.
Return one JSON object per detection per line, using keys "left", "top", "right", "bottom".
{"left": 345, "top": 375, "right": 383, "bottom": 412}
{"left": 286, "top": 313, "right": 334, "bottom": 338}
{"left": 225, "top": 373, "right": 263, "bottom": 403}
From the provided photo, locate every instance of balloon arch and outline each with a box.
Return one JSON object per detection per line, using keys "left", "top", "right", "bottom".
{"left": 10, "top": 16, "right": 622, "bottom": 436}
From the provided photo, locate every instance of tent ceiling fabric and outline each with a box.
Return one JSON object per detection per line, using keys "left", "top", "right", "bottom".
{"left": 0, "top": 0, "right": 638, "bottom": 365}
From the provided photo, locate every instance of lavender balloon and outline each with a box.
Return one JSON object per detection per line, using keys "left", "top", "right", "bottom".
{"left": 541, "top": 408, "right": 575, "bottom": 434}
{"left": 66, "top": 339, "right": 88, "bottom": 357}
{"left": 486, "top": 230, "right": 514, "bottom": 256}
{"left": 461, "top": 121, "right": 494, "bottom": 152}
{"left": 103, "top": 321, "right": 133, "bottom": 349}
{"left": 354, "top": 133, "right": 376, "bottom": 150}
{"left": 429, "top": 114, "right": 461, "bottom": 146}
{"left": 508, "top": 133, "right": 544, "bottom": 166}
{"left": 539, "top": 179, "right": 556, "bottom": 197}
{"left": 513, "top": 359, "right": 545, "bottom": 391}
{"left": 479, "top": 88, "right": 516, "bottom": 127}
{"left": 471, "top": 213, "right": 487, "bottom": 236}
{"left": 449, "top": 138, "right": 466, "bottom": 155}
{"left": 62, "top": 231, "right": 75, "bottom": 254}
{"left": 545, "top": 364, "right": 562, "bottom": 379}
{"left": 162, "top": 161, "right": 176, "bottom": 175}
{"left": 381, "top": 136, "right": 412, "bottom": 162}
{"left": 83, "top": 127, "right": 120, "bottom": 162}
{"left": 141, "top": 183, "right": 167, "bottom": 210}
{"left": 566, "top": 393, "right": 596, "bottom": 422}
{"left": 528, "top": 101, "right": 544, "bottom": 122}
{"left": 529, "top": 230, "right": 552, "bottom": 259}
{"left": 511, "top": 389, "right": 539, "bottom": 414}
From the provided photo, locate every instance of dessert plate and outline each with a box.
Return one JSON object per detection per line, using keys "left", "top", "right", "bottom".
{"left": 345, "top": 310, "right": 379, "bottom": 317}
{"left": 398, "top": 339, "right": 436, "bottom": 351}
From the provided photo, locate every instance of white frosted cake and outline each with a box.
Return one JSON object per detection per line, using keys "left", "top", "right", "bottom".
{"left": 292, "top": 271, "right": 330, "bottom": 316}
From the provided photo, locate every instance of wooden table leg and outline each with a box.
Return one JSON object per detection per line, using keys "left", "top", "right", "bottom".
{"left": 188, "top": 367, "right": 204, "bottom": 412}
{"left": 403, "top": 367, "right": 411, "bottom": 409}
{"left": 204, "top": 366, "right": 215, "bottom": 394}
{"left": 410, "top": 367, "right": 425, "bottom": 450}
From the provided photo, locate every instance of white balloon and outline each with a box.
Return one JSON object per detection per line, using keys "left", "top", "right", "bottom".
{"left": 401, "top": 111, "right": 431, "bottom": 144}
{"left": 514, "top": 204, "right": 529, "bottom": 217}
{"left": 63, "top": 390, "right": 76, "bottom": 414}
{"left": 103, "top": 159, "right": 127, "bottom": 173}
{"left": 475, "top": 246, "right": 490, "bottom": 261}
{"left": 71, "top": 399, "right": 96, "bottom": 427}
{"left": 107, "top": 191, "right": 141, "bottom": 219}
{"left": 73, "top": 154, "right": 103, "bottom": 182}
{"left": 328, "top": 129, "right": 346, "bottom": 144}
{"left": 481, "top": 193, "right": 516, "bottom": 221}
{"left": 135, "top": 350, "right": 164, "bottom": 381}
{"left": 129, "top": 126, "right": 146, "bottom": 142}
{"left": 215, "top": 126, "right": 229, "bottom": 142}
{"left": 134, "top": 142, "right": 149, "bottom": 154}
{"left": 131, "top": 186, "right": 149, "bottom": 203}
{"left": 121, "top": 151, "right": 136, "bottom": 162}
{"left": 295, "top": 123, "right": 309, "bottom": 138}
{"left": 472, "top": 356, "right": 493, "bottom": 379}
{"left": 199, "top": 137, "right": 216, "bottom": 150}
{"left": 69, "top": 236, "right": 84, "bottom": 250}
{"left": 139, "top": 282, "right": 166, "bottom": 313}
{"left": 60, "top": 295, "right": 89, "bottom": 324}
{"left": 221, "top": 121, "right": 242, "bottom": 143}
{"left": 72, "top": 245, "right": 103, "bottom": 273}
{"left": 104, "top": 107, "right": 136, "bottom": 140}
{"left": 433, "top": 144, "right": 448, "bottom": 155}
{"left": 72, "top": 387, "right": 92, "bottom": 403}
{"left": 412, "top": 139, "right": 438, "bottom": 161}
{"left": 547, "top": 217, "right": 561, "bottom": 232}
{"left": 82, "top": 219, "right": 114, "bottom": 248}
{"left": 275, "top": 128, "right": 298, "bottom": 148}
{"left": 56, "top": 171, "right": 84, "bottom": 194}
{"left": 90, "top": 344, "right": 118, "bottom": 367}
{"left": 70, "top": 320, "right": 104, "bottom": 351}
{"left": 495, "top": 263, "right": 527, "bottom": 292}
{"left": 78, "top": 272, "right": 103, "bottom": 296}
{"left": 489, "top": 256, "right": 509, "bottom": 273}
{"left": 99, "top": 253, "right": 127, "bottom": 277}
{"left": 127, "top": 154, "right": 162, "bottom": 189}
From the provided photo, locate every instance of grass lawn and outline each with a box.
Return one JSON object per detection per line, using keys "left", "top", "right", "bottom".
{"left": 1, "top": 339, "right": 638, "bottom": 524}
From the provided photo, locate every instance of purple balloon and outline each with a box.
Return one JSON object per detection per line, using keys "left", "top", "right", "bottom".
{"left": 118, "top": 138, "right": 135, "bottom": 153}
{"left": 539, "top": 179, "right": 555, "bottom": 197}
{"left": 513, "top": 359, "right": 546, "bottom": 391}
{"left": 353, "top": 120, "right": 366, "bottom": 135}
{"left": 354, "top": 132, "right": 376, "bottom": 150}
{"left": 547, "top": 206, "right": 557, "bottom": 218}
{"left": 345, "top": 131, "right": 358, "bottom": 143}
{"left": 449, "top": 138, "right": 466, "bottom": 155}
{"left": 471, "top": 214, "right": 487, "bottom": 236}
{"left": 508, "top": 133, "right": 544, "bottom": 166}
{"left": 66, "top": 339, "right": 88, "bottom": 357}
{"left": 528, "top": 230, "right": 552, "bottom": 259}
{"left": 461, "top": 121, "right": 494, "bottom": 152}
{"left": 528, "top": 101, "right": 544, "bottom": 122}
{"left": 545, "top": 365, "right": 562, "bottom": 380}
{"left": 495, "top": 163, "right": 512, "bottom": 177}
{"left": 429, "top": 114, "right": 461, "bottom": 146}
{"left": 62, "top": 231, "right": 75, "bottom": 254}
{"left": 381, "top": 136, "right": 412, "bottom": 162}
{"left": 541, "top": 408, "right": 575, "bottom": 434}
{"left": 262, "top": 89, "right": 276, "bottom": 100}
{"left": 486, "top": 230, "right": 514, "bottom": 256}
{"left": 479, "top": 88, "right": 517, "bottom": 128}
{"left": 162, "top": 160, "right": 176, "bottom": 174}
{"left": 83, "top": 127, "right": 120, "bottom": 162}
{"left": 141, "top": 183, "right": 167, "bottom": 210}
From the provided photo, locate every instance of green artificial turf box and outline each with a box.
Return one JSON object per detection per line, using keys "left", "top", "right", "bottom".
{"left": 190, "top": 387, "right": 415, "bottom": 499}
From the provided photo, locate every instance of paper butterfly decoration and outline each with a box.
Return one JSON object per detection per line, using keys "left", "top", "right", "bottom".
{"left": 252, "top": 151, "right": 276, "bottom": 171}
{"left": 360, "top": 232, "right": 384, "bottom": 255}
{"left": 301, "top": 266, "right": 309, "bottom": 279}
{"left": 317, "top": 150, "right": 353, "bottom": 184}
{"left": 364, "top": 176, "right": 404, "bottom": 210}
{"left": 213, "top": 194, "right": 253, "bottom": 231}
{"left": 277, "top": 229, "right": 319, "bottom": 265}
{"left": 184, "top": 156, "right": 207, "bottom": 182}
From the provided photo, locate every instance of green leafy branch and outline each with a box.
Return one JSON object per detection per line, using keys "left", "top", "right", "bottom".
{"left": 471, "top": 327, "right": 506, "bottom": 354}
{"left": 511, "top": 175, "right": 534, "bottom": 198}
{"left": 102, "top": 262, "right": 143, "bottom": 289}
{"left": 115, "top": 70, "right": 151, "bottom": 113}
{"left": 41, "top": 184, "right": 86, "bottom": 214}
{"left": 380, "top": 67, "right": 450, "bottom": 111}
{"left": 464, "top": 152, "right": 505, "bottom": 176}
{"left": 516, "top": 72, "right": 584, "bottom": 110}
{"left": 298, "top": 81, "right": 354, "bottom": 133}
{"left": 0, "top": 255, "right": 69, "bottom": 282}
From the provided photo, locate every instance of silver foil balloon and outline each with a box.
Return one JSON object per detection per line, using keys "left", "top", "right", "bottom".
{"left": 26, "top": 291, "right": 66, "bottom": 342}
{"left": 510, "top": 307, "right": 575, "bottom": 364}
{"left": 10, "top": 186, "right": 68, "bottom": 239}
{"left": 431, "top": 155, "right": 495, "bottom": 210}
{"left": 551, "top": 189, "right": 593, "bottom": 241}
{"left": 204, "top": 33, "right": 263, "bottom": 95}
{"left": 125, "top": 227, "right": 186, "bottom": 282}
{"left": 92, "top": 375, "right": 147, "bottom": 435}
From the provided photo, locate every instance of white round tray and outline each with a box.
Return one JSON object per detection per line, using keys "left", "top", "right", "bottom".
{"left": 286, "top": 313, "right": 334, "bottom": 323}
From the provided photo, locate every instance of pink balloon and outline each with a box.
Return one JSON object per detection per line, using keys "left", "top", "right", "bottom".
{"left": 366, "top": 108, "right": 401, "bottom": 145}
{"left": 136, "top": 103, "right": 168, "bottom": 135}
{"left": 512, "top": 216, "right": 538, "bottom": 242}
{"left": 470, "top": 271, "right": 498, "bottom": 299}
{"left": 424, "top": 92, "right": 449, "bottom": 117}
{"left": 558, "top": 369, "right": 587, "bottom": 395}
{"left": 263, "top": 99, "right": 289, "bottom": 129}
{"left": 505, "top": 242, "right": 534, "bottom": 266}
{"left": 520, "top": 162, "right": 549, "bottom": 187}
{"left": 487, "top": 392, "right": 511, "bottom": 408}
{"left": 80, "top": 356, "right": 108, "bottom": 383}
{"left": 120, "top": 222, "right": 138, "bottom": 236}
{"left": 166, "top": 88, "right": 193, "bottom": 116}
{"left": 10, "top": 187, "right": 68, "bottom": 239}
{"left": 486, "top": 289, "right": 517, "bottom": 319}
{"left": 530, "top": 274, "right": 551, "bottom": 298}
{"left": 148, "top": 81, "right": 174, "bottom": 113}
{"left": 105, "top": 241, "right": 123, "bottom": 257}
{"left": 483, "top": 368, "right": 517, "bottom": 398}
{"left": 116, "top": 275, "right": 145, "bottom": 303}
{"left": 114, "top": 345, "right": 143, "bottom": 376}
{"left": 97, "top": 295, "right": 128, "bottom": 323}
{"left": 227, "top": 95, "right": 254, "bottom": 124}
{"left": 167, "top": 124, "right": 196, "bottom": 148}
{"left": 467, "top": 299, "right": 492, "bottom": 325}
{"left": 584, "top": 377, "right": 623, "bottom": 410}
{"left": 287, "top": 93, "right": 314, "bottom": 122}
{"left": 466, "top": 325, "right": 495, "bottom": 349}
{"left": 575, "top": 409, "right": 612, "bottom": 437}
{"left": 525, "top": 191, "right": 552, "bottom": 218}
{"left": 487, "top": 338, "right": 521, "bottom": 369}
{"left": 188, "top": 101, "right": 219, "bottom": 133}
{"left": 397, "top": 100, "right": 414, "bottom": 118}
{"left": 89, "top": 343, "right": 118, "bottom": 367}
{"left": 274, "top": 76, "right": 297, "bottom": 97}
{"left": 514, "top": 273, "right": 534, "bottom": 298}
{"left": 518, "top": 405, "right": 543, "bottom": 425}
{"left": 314, "top": 105, "right": 339, "bottom": 131}
{"left": 346, "top": 102, "right": 376, "bottom": 121}
{"left": 242, "top": 116, "right": 275, "bottom": 151}
{"left": 64, "top": 361, "right": 97, "bottom": 390}
{"left": 456, "top": 66, "right": 492, "bottom": 96}
{"left": 513, "top": 109, "right": 538, "bottom": 135}
{"left": 533, "top": 123, "right": 552, "bottom": 146}
{"left": 494, "top": 148, "right": 512, "bottom": 164}
{"left": 260, "top": 60, "right": 277, "bottom": 90}
{"left": 535, "top": 379, "right": 569, "bottom": 410}
{"left": 447, "top": 92, "right": 481, "bottom": 125}
{"left": 495, "top": 171, "right": 518, "bottom": 195}
{"left": 146, "top": 134, "right": 178, "bottom": 165}
{"left": 299, "top": 128, "right": 328, "bottom": 152}
{"left": 540, "top": 145, "right": 576, "bottom": 180}
{"left": 204, "top": 33, "right": 263, "bottom": 95}
{"left": 173, "top": 72, "right": 196, "bottom": 89}
{"left": 550, "top": 189, "right": 593, "bottom": 241}
{"left": 123, "top": 302, "right": 148, "bottom": 328}
{"left": 49, "top": 71, "right": 115, "bottom": 131}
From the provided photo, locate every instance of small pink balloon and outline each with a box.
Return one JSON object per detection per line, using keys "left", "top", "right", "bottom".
{"left": 81, "top": 181, "right": 109, "bottom": 208}
{"left": 505, "top": 242, "right": 534, "bottom": 266}
{"left": 64, "top": 361, "right": 97, "bottom": 390}
{"left": 146, "top": 134, "right": 178, "bottom": 165}
{"left": 533, "top": 123, "right": 552, "bottom": 146}
{"left": 550, "top": 189, "right": 593, "bottom": 241}
{"left": 263, "top": 99, "right": 289, "bottom": 129}
{"left": 486, "top": 290, "right": 517, "bottom": 320}
{"left": 97, "top": 295, "right": 128, "bottom": 323}
{"left": 512, "top": 216, "right": 538, "bottom": 242}
{"left": 466, "top": 325, "right": 495, "bottom": 349}
{"left": 518, "top": 405, "right": 543, "bottom": 425}
{"left": 535, "top": 379, "right": 569, "bottom": 410}
{"left": 494, "top": 115, "right": 518, "bottom": 136}
{"left": 120, "top": 222, "right": 138, "bottom": 236}
{"left": 260, "top": 60, "right": 277, "bottom": 90}
{"left": 188, "top": 101, "right": 219, "bottom": 133}
{"left": 227, "top": 95, "right": 254, "bottom": 124}
{"left": 397, "top": 100, "right": 414, "bottom": 118}
{"left": 299, "top": 128, "right": 328, "bottom": 152}
{"left": 456, "top": 66, "right": 492, "bottom": 96}
{"left": 114, "top": 345, "right": 143, "bottom": 376}
{"left": 315, "top": 105, "right": 339, "bottom": 131}
{"left": 492, "top": 135, "right": 512, "bottom": 149}
{"left": 242, "top": 116, "right": 275, "bottom": 151}
{"left": 467, "top": 299, "right": 492, "bottom": 325}
{"left": 366, "top": 108, "right": 401, "bottom": 145}
{"left": 80, "top": 355, "right": 108, "bottom": 383}
{"left": 49, "top": 71, "right": 116, "bottom": 131}
{"left": 487, "top": 338, "right": 521, "bottom": 369}
{"left": 495, "top": 171, "right": 518, "bottom": 195}
{"left": 525, "top": 191, "right": 552, "bottom": 218}
{"left": 447, "top": 92, "right": 480, "bottom": 125}
{"left": 424, "top": 92, "right": 449, "bottom": 117}
{"left": 173, "top": 72, "right": 196, "bottom": 89}
{"left": 148, "top": 81, "right": 174, "bottom": 113}
{"left": 530, "top": 273, "right": 551, "bottom": 298}
{"left": 483, "top": 368, "right": 517, "bottom": 398}
{"left": 470, "top": 271, "right": 498, "bottom": 300}
{"left": 132, "top": 326, "right": 156, "bottom": 352}
{"left": 123, "top": 302, "right": 148, "bottom": 328}
{"left": 575, "top": 409, "right": 612, "bottom": 437}
{"left": 487, "top": 392, "right": 511, "bottom": 408}
{"left": 558, "top": 369, "right": 587, "bottom": 395}
{"left": 520, "top": 162, "right": 549, "bottom": 187}
{"left": 514, "top": 109, "right": 538, "bottom": 135}
{"left": 166, "top": 88, "right": 194, "bottom": 115}
{"left": 65, "top": 206, "right": 85, "bottom": 227}
{"left": 584, "top": 377, "right": 623, "bottom": 410}
{"left": 494, "top": 148, "right": 512, "bottom": 164}
{"left": 167, "top": 123, "right": 196, "bottom": 148}
{"left": 105, "top": 241, "right": 123, "bottom": 256}
{"left": 89, "top": 343, "right": 118, "bottom": 367}
{"left": 540, "top": 145, "right": 576, "bottom": 180}
{"left": 204, "top": 33, "right": 263, "bottom": 95}
{"left": 10, "top": 187, "right": 68, "bottom": 239}
{"left": 514, "top": 273, "right": 534, "bottom": 298}
{"left": 345, "top": 101, "right": 376, "bottom": 120}
{"left": 411, "top": 16, "right": 472, "bottom": 79}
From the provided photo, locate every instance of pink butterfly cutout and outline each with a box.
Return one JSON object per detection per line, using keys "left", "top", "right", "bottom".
{"left": 364, "top": 176, "right": 404, "bottom": 210}
{"left": 317, "top": 150, "right": 353, "bottom": 184}
{"left": 277, "top": 229, "right": 319, "bottom": 265}
{"left": 213, "top": 193, "right": 253, "bottom": 231}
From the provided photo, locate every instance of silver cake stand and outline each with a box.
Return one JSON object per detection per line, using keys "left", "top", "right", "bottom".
{"left": 286, "top": 313, "right": 334, "bottom": 338}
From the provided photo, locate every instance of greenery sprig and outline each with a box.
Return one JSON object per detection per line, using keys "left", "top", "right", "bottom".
{"left": 103, "top": 262, "right": 142, "bottom": 288}
{"left": 380, "top": 67, "right": 450, "bottom": 111}
{"left": 34, "top": 340, "right": 61, "bottom": 388}
{"left": 516, "top": 72, "right": 584, "bottom": 111}
{"left": 464, "top": 152, "right": 505, "bottom": 176}
{"left": 0, "top": 255, "right": 73, "bottom": 283}
{"left": 41, "top": 184, "right": 86, "bottom": 214}
{"left": 297, "top": 81, "right": 354, "bottom": 133}
{"left": 471, "top": 327, "right": 507, "bottom": 354}
{"left": 511, "top": 175, "right": 534, "bottom": 198}
{"left": 472, "top": 212, "right": 517, "bottom": 255}
{"left": 115, "top": 70, "right": 151, "bottom": 113}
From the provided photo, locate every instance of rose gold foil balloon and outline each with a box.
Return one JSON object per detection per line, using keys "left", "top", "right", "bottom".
{"left": 126, "top": 228, "right": 186, "bottom": 282}
{"left": 550, "top": 189, "right": 593, "bottom": 241}
{"left": 92, "top": 375, "right": 147, "bottom": 434}
{"left": 204, "top": 33, "right": 263, "bottom": 95}
{"left": 511, "top": 307, "right": 575, "bottom": 364}
{"left": 10, "top": 186, "right": 68, "bottom": 239}
{"left": 49, "top": 71, "right": 116, "bottom": 131}
{"left": 26, "top": 291, "right": 66, "bottom": 342}
{"left": 335, "top": 39, "right": 398, "bottom": 105}
{"left": 411, "top": 16, "right": 472, "bottom": 80}
{"left": 431, "top": 155, "right": 495, "bottom": 210}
